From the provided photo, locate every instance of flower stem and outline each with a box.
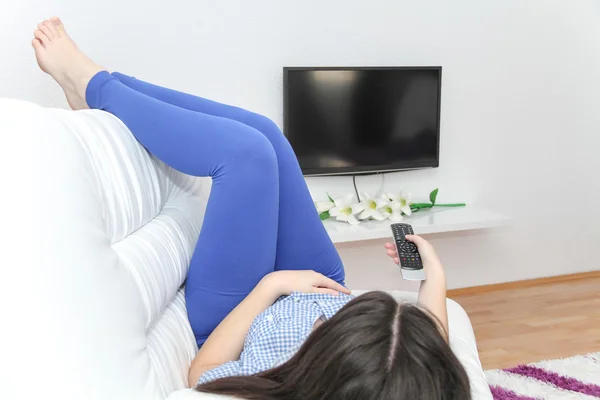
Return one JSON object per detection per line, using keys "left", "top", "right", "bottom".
{"left": 410, "top": 203, "right": 466, "bottom": 210}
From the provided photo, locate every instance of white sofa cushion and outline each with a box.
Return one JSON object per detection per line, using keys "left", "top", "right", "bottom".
{"left": 3, "top": 98, "right": 491, "bottom": 399}
{"left": 22, "top": 97, "right": 209, "bottom": 399}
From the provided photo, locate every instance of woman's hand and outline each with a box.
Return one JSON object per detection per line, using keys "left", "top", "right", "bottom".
{"left": 262, "top": 270, "right": 351, "bottom": 297}
{"left": 385, "top": 235, "right": 449, "bottom": 339}
{"left": 384, "top": 234, "right": 444, "bottom": 273}
{"left": 385, "top": 234, "right": 449, "bottom": 338}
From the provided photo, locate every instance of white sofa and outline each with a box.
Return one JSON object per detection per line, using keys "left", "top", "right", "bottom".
{"left": 6, "top": 98, "right": 492, "bottom": 399}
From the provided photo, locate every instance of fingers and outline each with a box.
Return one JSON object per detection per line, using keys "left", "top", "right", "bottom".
{"left": 315, "top": 273, "right": 351, "bottom": 294}
{"left": 314, "top": 288, "right": 340, "bottom": 296}
{"left": 384, "top": 242, "right": 398, "bottom": 264}
{"left": 405, "top": 234, "right": 428, "bottom": 246}
{"left": 385, "top": 243, "right": 398, "bottom": 257}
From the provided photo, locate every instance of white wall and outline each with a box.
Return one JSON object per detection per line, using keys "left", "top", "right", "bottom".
{"left": 3, "top": 0, "right": 599, "bottom": 290}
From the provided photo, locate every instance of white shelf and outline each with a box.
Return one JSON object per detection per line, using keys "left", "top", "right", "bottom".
{"left": 324, "top": 206, "right": 510, "bottom": 244}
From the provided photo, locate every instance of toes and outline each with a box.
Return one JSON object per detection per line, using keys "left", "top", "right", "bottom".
{"left": 45, "top": 19, "right": 59, "bottom": 38}
{"left": 38, "top": 22, "right": 53, "bottom": 40}
{"left": 33, "top": 29, "right": 48, "bottom": 47}
{"left": 50, "top": 17, "right": 65, "bottom": 35}
{"left": 31, "top": 38, "right": 43, "bottom": 51}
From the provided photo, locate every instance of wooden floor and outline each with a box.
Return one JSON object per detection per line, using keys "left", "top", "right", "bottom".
{"left": 450, "top": 276, "right": 600, "bottom": 370}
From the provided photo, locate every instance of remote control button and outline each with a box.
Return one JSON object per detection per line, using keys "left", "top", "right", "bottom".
{"left": 399, "top": 243, "right": 417, "bottom": 252}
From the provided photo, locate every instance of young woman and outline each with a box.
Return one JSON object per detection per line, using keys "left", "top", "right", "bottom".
{"left": 32, "top": 18, "right": 471, "bottom": 399}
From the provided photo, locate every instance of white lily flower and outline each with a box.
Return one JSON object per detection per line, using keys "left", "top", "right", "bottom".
{"left": 387, "top": 191, "right": 412, "bottom": 216}
{"left": 358, "top": 192, "right": 390, "bottom": 221}
{"left": 315, "top": 200, "right": 335, "bottom": 214}
{"left": 380, "top": 201, "right": 404, "bottom": 222}
{"left": 329, "top": 194, "right": 365, "bottom": 225}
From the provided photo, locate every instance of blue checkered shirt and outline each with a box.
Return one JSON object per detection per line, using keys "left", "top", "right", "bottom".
{"left": 197, "top": 291, "right": 355, "bottom": 384}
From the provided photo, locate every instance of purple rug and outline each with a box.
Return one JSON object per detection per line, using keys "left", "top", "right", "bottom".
{"left": 486, "top": 352, "right": 600, "bottom": 399}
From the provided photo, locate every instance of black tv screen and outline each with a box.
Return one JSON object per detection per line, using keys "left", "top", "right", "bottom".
{"left": 283, "top": 67, "right": 441, "bottom": 175}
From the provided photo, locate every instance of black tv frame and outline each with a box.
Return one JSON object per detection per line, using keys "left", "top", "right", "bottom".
{"left": 283, "top": 66, "right": 442, "bottom": 176}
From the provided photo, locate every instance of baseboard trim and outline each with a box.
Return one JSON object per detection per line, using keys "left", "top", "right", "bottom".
{"left": 447, "top": 271, "right": 600, "bottom": 297}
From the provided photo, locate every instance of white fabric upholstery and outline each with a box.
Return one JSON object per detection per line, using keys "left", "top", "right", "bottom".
{"left": 6, "top": 98, "right": 491, "bottom": 399}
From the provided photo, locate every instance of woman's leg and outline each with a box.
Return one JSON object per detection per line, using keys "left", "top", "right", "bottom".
{"left": 86, "top": 72, "right": 280, "bottom": 346}
{"left": 110, "top": 73, "right": 345, "bottom": 284}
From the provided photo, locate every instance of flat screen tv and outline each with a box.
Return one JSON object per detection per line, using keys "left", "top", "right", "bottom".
{"left": 283, "top": 67, "right": 441, "bottom": 176}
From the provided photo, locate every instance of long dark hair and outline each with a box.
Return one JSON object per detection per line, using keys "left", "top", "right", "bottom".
{"left": 196, "top": 291, "right": 471, "bottom": 400}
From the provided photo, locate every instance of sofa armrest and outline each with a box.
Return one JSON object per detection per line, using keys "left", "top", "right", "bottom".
{"left": 446, "top": 298, "right": 493, "bottom": 399}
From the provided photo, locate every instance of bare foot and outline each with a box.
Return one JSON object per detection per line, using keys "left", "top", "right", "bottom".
{"left": 32, "top": 17, "right": 105, "bottom": 110}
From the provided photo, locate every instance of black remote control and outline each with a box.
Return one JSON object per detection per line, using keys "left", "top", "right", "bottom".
{"left": 390, "top": 223, "right": 426, "bottom": 281}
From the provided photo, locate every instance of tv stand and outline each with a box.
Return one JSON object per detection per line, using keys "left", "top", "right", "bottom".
{"left": 323, "top": 206, "right": 510, "bottom": 244}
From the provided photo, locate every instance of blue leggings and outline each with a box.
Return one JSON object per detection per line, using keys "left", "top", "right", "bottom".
{"left": 85, "top": 71, "right": 345, "bottom": 346}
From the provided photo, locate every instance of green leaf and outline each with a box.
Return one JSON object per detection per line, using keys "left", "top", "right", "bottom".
{"left": 429, "top": 188, "right": 439, "bottom": 205}
{"left": 327, "top": 193, "right": 335, "bottom": 203}
{"left": 319, "top": 211, "right": 330, "bottom": 220}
